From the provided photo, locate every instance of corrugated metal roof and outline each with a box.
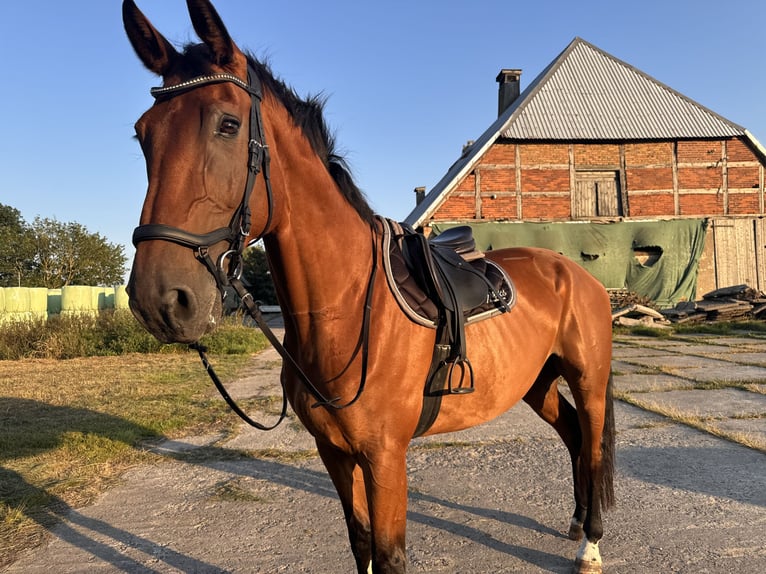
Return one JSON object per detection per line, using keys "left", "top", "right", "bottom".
{"left": 501, "top": 38, "right": 745, "bottom": 140}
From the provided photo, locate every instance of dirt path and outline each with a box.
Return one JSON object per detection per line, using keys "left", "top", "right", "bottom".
{"left": 3, "top": 331, "right": 765, "bottom": 573}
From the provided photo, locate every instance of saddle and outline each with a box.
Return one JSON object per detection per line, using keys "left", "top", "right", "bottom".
{"left": 380, "top": 218, "right": 516, "bottom": 435}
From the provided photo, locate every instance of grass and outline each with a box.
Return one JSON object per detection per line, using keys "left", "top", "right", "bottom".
{"left": 0, "top": 310, "right": 269, "bottom": 360}
{"left": 0, "top": 318, "right": 269, "bottom": 568}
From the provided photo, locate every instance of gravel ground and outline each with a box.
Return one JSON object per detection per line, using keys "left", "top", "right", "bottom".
{"left": 3, "top": 330, "right": 765, "bottom": 573}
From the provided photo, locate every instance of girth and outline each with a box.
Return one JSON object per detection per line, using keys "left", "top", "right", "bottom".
{"left": 380, "top": 218, "right": 516, "bottom": 436}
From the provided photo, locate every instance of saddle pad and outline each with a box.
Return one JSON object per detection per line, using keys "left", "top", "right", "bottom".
{"left": 380, "top": 218, "right": 516, "bottom": 328}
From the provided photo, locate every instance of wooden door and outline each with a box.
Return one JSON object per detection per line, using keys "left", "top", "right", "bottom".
{"left": 573, "top": 171, "right": 622, "bottom": 218}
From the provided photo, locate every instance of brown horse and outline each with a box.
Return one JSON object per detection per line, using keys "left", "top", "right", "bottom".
{"left": 123, "top": 1, "right": 615, "bottom": 572}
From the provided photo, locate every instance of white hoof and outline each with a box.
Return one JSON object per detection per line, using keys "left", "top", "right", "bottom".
{"left": 573, "top": 538, "right": 602, "bottom": 573}
{"left": 367, "top": 561, "right": 373, "bottom": 574}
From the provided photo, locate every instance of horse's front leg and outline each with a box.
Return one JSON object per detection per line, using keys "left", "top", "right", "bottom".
{"left": 358, "top": 447, "right": 409, "bottom": 574}
{"left": 316, "top": 441, "right": 372, "bottom": 574}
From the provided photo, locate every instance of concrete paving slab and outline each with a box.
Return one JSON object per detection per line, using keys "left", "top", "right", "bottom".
{"left": 710, "top": 417, "right": 766, "bottom": 447}
{"left": 610, "top": 345, "right": 677, "bottom": 358}
{"left": 613, "top": 372, "right": 691, "bottom": 393}
{"left": 682, "top": 364, "right": 766, "bottom": 383}
{"left": 613, "top": 337, "right": 690, "bottom": 348}
{"left": 621, "top": 354, "right": 766, "bottom": 383}
{"left": 680, "top": 335, "right": 766, "bottom": 349}
{"left": 611, "top": 360, "right": 649, "bottom": 375}
{"left": 707, "top": 352, "right": 766, "bottom": 366}
{"left": 658, "top": 344, "right": 738, "bottom": 356}
{"left": 622, "top": 354, "right": 729, "bottom": 370}
{"left": 5, "top": 402, "right": 766, "bottom": 574}
{"left": 633, "top": 388, "right": 766, "bottom": 419}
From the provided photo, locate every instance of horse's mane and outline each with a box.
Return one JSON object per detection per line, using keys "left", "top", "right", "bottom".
{"left": 245, "top": 55, "right": 375, "bottom": 224}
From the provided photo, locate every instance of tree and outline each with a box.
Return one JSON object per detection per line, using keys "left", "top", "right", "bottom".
{"left": 0, "top": 204, "right": 35, "bottom": 287}
{"left": 241, "top": 244, "right": 278, "bottom": 305}
{"left": 0, "top": 203, "right": 127, "bottom": 288}
{"left": 27, "top": 217, "right": 127, "bottom": 288}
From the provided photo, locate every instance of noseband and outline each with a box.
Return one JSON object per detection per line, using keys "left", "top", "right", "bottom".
{"left": 132, "top": 65, "right": 273, "bottom": 296}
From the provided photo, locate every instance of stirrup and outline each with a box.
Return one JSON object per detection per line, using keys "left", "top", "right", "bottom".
{"left": 447, "top": 358, "right": 475, "bottom": 394}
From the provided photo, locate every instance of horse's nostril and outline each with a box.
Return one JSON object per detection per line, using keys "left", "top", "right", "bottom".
{"left": 162, "top": 287, "right": 197, "bottom": 324}
{"left": 175, "top": 288, "right": 190, "bottom": 309}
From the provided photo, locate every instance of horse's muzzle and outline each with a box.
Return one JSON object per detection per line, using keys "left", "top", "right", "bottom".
{"left": 127, "top": 264, "right": 221, "bottom": 344}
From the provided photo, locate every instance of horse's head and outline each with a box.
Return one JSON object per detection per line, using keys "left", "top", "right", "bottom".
{"left": 123, "top": 0, "right": 270, "bottom": 343}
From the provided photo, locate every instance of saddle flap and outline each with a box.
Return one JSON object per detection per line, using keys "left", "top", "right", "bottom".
{"left": 430, "top": 246, "right": 491, "bottom": 313}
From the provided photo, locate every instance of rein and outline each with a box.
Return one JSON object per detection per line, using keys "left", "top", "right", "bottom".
{"left": 134, "top": 65, "right": 377, "bottom": 430}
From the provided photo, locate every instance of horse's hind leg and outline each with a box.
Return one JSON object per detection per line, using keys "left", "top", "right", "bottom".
{"left": 316, "top": 441, "right": 372, "bottom": 574}
{"left": 523, "top": 358, "right": 587, "bottom": 539}
{"left": 570, "top": 372, "right": 616, "bottom": 574}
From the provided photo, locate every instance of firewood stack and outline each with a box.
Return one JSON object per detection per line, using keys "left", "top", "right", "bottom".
{"left": 611, "top": 284, "right": 766, "bottom": 326}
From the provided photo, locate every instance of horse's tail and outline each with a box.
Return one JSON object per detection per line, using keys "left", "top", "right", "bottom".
{"left": 600, "top": 372, "right": 616, "bottom": 509}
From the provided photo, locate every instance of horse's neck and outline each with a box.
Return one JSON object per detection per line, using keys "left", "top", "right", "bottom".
{"left": 258, "top": 97, "right": 377, "bottom": 362}
{"left": 261, "top": 170, "right": 374, "bottom": 358}
{"left": 265, "top": 214, "right": 373, "bottom": 317}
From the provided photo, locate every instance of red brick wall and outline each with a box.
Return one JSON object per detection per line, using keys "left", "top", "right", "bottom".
{"left": 520, "top": 143, "right": 568, "bottom": 164}
{"left": 521, "top": 169, "right": 569, "bottom": 192}
{"left": 481, "top": 169, "right": 516, "bottom": 192}
{"left": 433, "top": 195, "right": 475, "bottom": 220}
{"left": 679, "top": 193, "right": 724, "bottom": 215}
{"left": 677, "top": 141, "right": 721, "bottom": 163}
{"left": 521, "top": 195, "right": 571, "bottom": 219}
{"left": 629, "top": 193, "right": 675, "bottom": 216}
{"left": 481, "top": 194, "right": 517, "bottom": 218}
{"left": 574, "top": 143, "right": 620, "bottom": 165}
{"left": 729, "top": 165, "right": 760, "bottom": 189}
{"left": 481, "top": 142, "right": 517, "bottom": 164}
{"left": 677, "top": 166, "right": 722, "bottom": 189}
{"left": 729, "top": 193, "right": 761, "bottom": 214}
{"left": 627, "top": 167, "right": 674, "bottom": 190}
{"left": 625, "top": 142, "right": 673, "bottom": 164}
{"left": 427, "top": 136, "right": 765, "bottom": 222}
{"left": 728, "top": 139, "right": 759, "bottom": 162}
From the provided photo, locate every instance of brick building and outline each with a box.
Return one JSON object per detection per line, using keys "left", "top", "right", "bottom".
{"left": 405, "top": 38, "right": 766, "bottom": 306}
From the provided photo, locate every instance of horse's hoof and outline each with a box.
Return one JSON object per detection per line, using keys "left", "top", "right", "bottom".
{"left": 572, "top": 557, "right": 602, "bottom": 573}
{"left": 568, "top": 518, "right": 585, "bottom": 541}
{"left": 573, "top": 538, "right": 602, "bottom": 573}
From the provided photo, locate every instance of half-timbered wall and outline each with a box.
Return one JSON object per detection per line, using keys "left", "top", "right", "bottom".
{"left": 429, "top": 136, "right": 765, "bottom": 223}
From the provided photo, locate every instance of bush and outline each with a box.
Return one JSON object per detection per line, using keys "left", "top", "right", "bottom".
{"left": 0, "top": 310, "right": 268, "bottom": 360}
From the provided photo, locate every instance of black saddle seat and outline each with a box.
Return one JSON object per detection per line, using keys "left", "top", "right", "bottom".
{"left": 429, "top": 225, "right": 476, "bottom": 255}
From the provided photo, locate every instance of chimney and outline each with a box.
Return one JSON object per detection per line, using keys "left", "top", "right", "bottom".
{"left": 414, "top": 186, "right": 426, "bottom": 206}
{"left": 496, "top": 69, "right": 522, "bottom": 116}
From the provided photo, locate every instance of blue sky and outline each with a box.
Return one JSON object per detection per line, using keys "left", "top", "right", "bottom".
{"left": 1, "top": 1, "right": 764, "bottom": 280}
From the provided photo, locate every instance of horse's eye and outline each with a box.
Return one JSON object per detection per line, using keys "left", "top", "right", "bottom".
{"left": 218, "top": 116, "right": 241, "bottom": 136}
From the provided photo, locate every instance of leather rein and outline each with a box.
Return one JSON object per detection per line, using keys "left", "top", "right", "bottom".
{"left": 133, "top": 64, "right": 377, "bottom": 430}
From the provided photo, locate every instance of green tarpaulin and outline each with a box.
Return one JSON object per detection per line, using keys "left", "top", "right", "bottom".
{"left": 431, "top": 219, "right": 708, "bottom": 308}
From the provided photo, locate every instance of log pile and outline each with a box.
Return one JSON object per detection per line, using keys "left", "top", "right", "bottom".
{"left": 611, "top": 284, "right": 766, "bottom": 327}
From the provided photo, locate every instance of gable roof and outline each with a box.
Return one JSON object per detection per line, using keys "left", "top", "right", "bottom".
{"left": 405, "top": 37, "right": 765, "bottom": 227}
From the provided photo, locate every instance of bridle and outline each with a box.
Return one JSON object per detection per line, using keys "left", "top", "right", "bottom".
{"left": 133, "top": 64, "right": 272, "bottom": 297}
{"left": 133, "top": 63, "right": 377, "bottom": 430}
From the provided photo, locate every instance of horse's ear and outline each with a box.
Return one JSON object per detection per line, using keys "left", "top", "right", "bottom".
{"left": 186, "top": 0, "right": 236, "bottom": 67}
{"left": 122, "top": 0, "right": 179, "bottom": 76}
